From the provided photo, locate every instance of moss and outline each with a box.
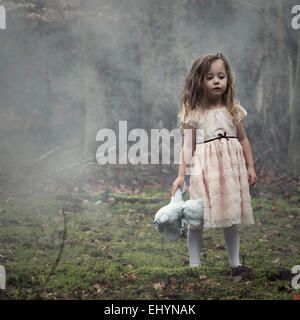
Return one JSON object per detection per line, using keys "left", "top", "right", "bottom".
{"left": 0, "top": 183, "right": 299, "bottom": 299}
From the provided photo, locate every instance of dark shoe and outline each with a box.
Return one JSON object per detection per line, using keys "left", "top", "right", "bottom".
{"left": 231, "top": 265, "right": 254, "bottom": 281}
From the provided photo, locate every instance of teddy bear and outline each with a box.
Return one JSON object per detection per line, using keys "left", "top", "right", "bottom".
{"left": 153, "top": 182, "right": 204, "bottom": 242}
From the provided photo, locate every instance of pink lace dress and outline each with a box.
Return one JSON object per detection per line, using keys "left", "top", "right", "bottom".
{"left": 184, "top": 105, "right": 254, "bottom": 230}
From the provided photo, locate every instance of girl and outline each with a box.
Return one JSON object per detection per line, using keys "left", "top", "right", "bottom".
{"left": 172, "top": 53, "right": 256, "bottom": 277}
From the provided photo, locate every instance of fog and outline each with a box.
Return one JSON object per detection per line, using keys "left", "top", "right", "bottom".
{"left": 0, "top": 0, "right": 299, "bottom": 301}
{"left": 0, "top": 0, "right": 299, "bottom": 193}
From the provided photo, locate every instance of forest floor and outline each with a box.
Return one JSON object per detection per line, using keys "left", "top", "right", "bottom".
{"left": 0, "top": 178, "right": 300, "bottom": 300}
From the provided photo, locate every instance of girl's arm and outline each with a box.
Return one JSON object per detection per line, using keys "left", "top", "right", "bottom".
{"left": 172, "top": 128, "right": 196, "bottom": 195}
{"left": 181, "top": 127, "right": 196, "bottom": 172}
{"left": 237, "top": 124, "right": 256, "bottom": 185}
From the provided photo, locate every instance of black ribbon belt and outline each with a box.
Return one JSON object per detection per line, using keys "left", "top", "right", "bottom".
{"left": 196, "top": 131, "right": 237, "bottom": 144}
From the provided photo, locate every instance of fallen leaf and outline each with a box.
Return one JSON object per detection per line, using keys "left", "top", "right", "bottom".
{"left": 259, "top": 238, "right": 268, "bottom": 243}
{"left": 233, "top": 276, "right": 242, "bottom": 282}
{"left": 272, "top": 257, "right": 280, "bottom": 264}
{"left": 167, "top": 278, "right": 177, "bottom": 285}
{"left": 122, "top": 273, "right": 138, "bottom": 280}
{"left": 153, "top": 282, "right": 165, "bottom": 291}
{"left": 292, "top": 294, "right": 300, "bottom": 300}
{"left": 124, "top": 221, "right": 133, "bottom": 225}
{"left": 271, "top": 206, "right": 281, "bottom": 212}
{"left": 96, "top": 288, "right": 103, "bottom": 295}
{"left": 270, "top": 244, "right": 278, "bottom": 251}
{"left": 185, "top": 284, "right": 194, "bottom": 292}
{"left": 203, "top": 279, "right": 221, "bottom": 287}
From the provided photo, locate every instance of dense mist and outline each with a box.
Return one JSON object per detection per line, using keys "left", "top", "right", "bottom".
{"left": 0, "top": 0, "right": 299, "bottom": 192}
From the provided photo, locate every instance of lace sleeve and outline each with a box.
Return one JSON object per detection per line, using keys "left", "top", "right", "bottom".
{"left": 182, "top": 111, "right": 198, "bottom": 129}
{"left": 237, "top": 104, "right": 248, "bottom": 123}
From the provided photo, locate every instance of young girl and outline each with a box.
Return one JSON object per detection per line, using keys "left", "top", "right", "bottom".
{"left": 172, "top": 53, "right": 256, "bottom": 276}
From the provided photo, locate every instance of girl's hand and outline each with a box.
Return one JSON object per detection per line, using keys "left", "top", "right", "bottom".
{"left": 247, "top": 167, "right": 256, "bottom": 186}
{"left": 171, "top": 176, "right": 185, "bottom": 196}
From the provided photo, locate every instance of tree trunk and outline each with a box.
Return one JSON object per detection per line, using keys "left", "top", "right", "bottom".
{"left": 288, "top": 32, "right": 300, "bottom": 174}
{"left": 131, "top": 0, "right": 175, "bottom": 131}
{"left": 263, "top": 0, "right": 292, "bottom": 162}
{"left": 80, "top": 18, "right": 106, "bottom": 158}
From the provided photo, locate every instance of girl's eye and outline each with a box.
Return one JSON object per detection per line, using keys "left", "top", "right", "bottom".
{"left": 206, "top": 75, "right": 225, "bottom": 80}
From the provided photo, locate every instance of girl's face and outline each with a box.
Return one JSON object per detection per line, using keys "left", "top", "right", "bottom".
{"left": 203, "top": 59, "right": 228, "bottom": 101}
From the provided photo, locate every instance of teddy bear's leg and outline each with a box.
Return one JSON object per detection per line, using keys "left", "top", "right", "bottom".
{"left": 187, "top": 224, "right": 203, "bottom": 267}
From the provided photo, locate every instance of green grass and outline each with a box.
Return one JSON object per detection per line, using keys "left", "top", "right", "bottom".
{"left": 0, "top": 184, "right": 299, "bottom": 300}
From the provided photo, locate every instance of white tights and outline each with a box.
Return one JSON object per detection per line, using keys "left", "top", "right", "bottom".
{"left": 187, "top": 224, "right": 242, "bottom": 267}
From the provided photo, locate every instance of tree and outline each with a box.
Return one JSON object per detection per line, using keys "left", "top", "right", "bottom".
{"left": 288, "top": 31, "right": 300, "bottom": 174}
{"left": 262, "top": 0, "right": 293, "bottom": 163}
{"left": 80, "top": 16, "right": 107, "bottom": 158}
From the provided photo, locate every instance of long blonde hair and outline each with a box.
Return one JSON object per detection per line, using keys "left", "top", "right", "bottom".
{"left": 177, "top": 53, "right": 241, "bottom": 130}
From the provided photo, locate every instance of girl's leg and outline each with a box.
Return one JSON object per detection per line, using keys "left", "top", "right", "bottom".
{"left": 187, "top": 225, "right": 203, "bottom": 267}
{"left": 223, "top": 224, "right": 242, "bottom": 267}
